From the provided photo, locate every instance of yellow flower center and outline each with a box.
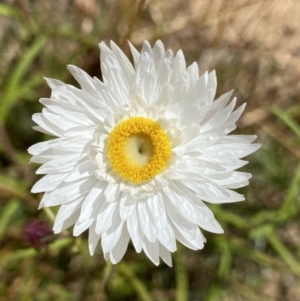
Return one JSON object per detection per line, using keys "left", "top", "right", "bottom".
{"left": 107, "top": 117, "right": 172, "bottom": 183}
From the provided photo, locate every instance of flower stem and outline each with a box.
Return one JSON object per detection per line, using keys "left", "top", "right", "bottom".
{"left": 176, "top": 243, "right": 188, "bottom": 301}
{"left": 118, "top": 262, "right": 152, "bottom": 301}
{"left": 101, "top": 260, "right": 112, "bottom": 290}
{"left": 43, "top": 207, "right": 56, "bottom": 222}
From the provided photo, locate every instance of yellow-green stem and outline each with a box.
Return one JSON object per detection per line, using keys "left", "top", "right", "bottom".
{"left": 176, "top": 243, "right": 188, "bottom": 301}
{"left": 118, "top": 262, "right": 152, "bottom": 301}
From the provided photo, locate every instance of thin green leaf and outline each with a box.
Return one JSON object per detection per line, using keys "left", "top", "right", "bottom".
{"left": 0, "top": 238, "right": 73, "bottom": 266}
{"left": 211, "top": 205, "right": 247, "bottom": 229}
{"left": 0, "top": 4, "right": 22, "bottom": 19}
{"left": 0, "top": 198, "right": 20, "bottom": 241}
{"left": 269, "top": 106, "right": 300, "bottom": 140}
{"left": 267, "top": 230, "right": 300, "bottom": 276}
{"left": 0, "top": 35, "right": 47, "bottom": 125}
{"left": 279, "top": 163, "right": 300, "bottom": 219}
{"left": 205, "top": 284, "right": 222, "bottom": 301}
{"left": 216, "top": 238, "right": 232, "bottom": 278}
{"left": 118, "top": 262, "right": 152, "bottom": 301}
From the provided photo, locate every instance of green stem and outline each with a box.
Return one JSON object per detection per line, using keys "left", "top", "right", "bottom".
{"left": 267, "top": 231, "right": 300, "bottom": 276}
{"left": 0, "top": 238, "right": 73, "bottom": 266}
{"left": 176, "top": 243, "right": 188, "bottom": 301}
{"left": 118, "top": 262, "right": 152, "bottom": 301}
{"left": 101, "top": 260, "right": 112, "bottom": 290}
{"left": 43, "top": 207, "right": 56, "bottom": 222}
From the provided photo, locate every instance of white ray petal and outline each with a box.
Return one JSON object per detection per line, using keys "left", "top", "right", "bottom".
{"left": 110, "top": 226, "right": 130, "bottom": 264}
{"left": 88, "top": 223, "right": 101, "bottom": 255}
{"left": 127, "top": 210, "right": 143, "bottom": 253}
{"left": 143, "top": 239, "right": 159, "bottom": 266}
{"left": 138, "top": 200, "right": 157, "bottom": 243}
{"left": 95, "top": 201, "right": 118, "bottom": 235}
{"left": 119, "top": 195, "right": 136, "bottom": 220}
{"left": 101, "top": 218, "right": 124, "bottom": 253}
{"left": 159, "top": 243, "right": 173, "bottom": 267}
{"left": 31, "top": 173, "right": 67, "bottom": 193}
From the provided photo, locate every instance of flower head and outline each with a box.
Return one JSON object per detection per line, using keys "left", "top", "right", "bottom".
{"left": 23, "top": 219, "right": 53, "bottom": 248}
{"left": 29, "top": 40, "right": 260, "bottom": 266}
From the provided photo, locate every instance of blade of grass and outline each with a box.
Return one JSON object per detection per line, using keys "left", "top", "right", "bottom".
{"left": 0, "top": 174, "right": 36, "bottom": 207}
{"left": 266, "top": 230, "right": 300, "bottom": 276}
{"left": 9, "top": 75, "right": 45, "bottom": 102}
{"left": 0, "top": 237, "right": 73, "bottom": 266}
{"left": 279, "top": 162, "right": 300, "bottom": 219}
{"left": 226, "top": 279, "right": 263, "bottom": 301}
{"left": 0, "top": 3, "right": 22, "bottom": 19}
{"left": 0, "top": 198, "right": 20, "bottom": 241}
{"left": 216, "top": 238, "right": 232, "bottom": 278}
{"left": 211, "top": 205, "right": 247, "bottom": 229}
{"left": 21, "top": 260, "right": 36, "bottom": 301}
{"left": 118, "top": 262, "right": 152, "bottom": 301}
{"left": 269, "top": 106, "right": 300, "bottom": 140}
{"left": 205, "top": 284, "right": 222, "bottom": 301}
{"left": 230, "top": 237, "right": 287, "bottom": 272}
{"left": 0, "top": 35, "right": 47, "bottom": 125}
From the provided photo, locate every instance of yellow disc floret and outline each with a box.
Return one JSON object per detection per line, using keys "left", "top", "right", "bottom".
{"left": 107, "top": 117, "right": 172, "bottom": 183}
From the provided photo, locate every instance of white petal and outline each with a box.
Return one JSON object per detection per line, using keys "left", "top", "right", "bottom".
{"left": 88, "top": 223, "right": 101, "bottom": 255}
{"left": 104, "top": 183, "right": 119, "bottom": 202}
{"left": 159, "top": 243, "right": 173, "bottom": 267}
{"left": 110, "top": 226, "right": 130, "bottom": 264}
{"left": 204, "top": 143, "right": 261, "bottom": 159}
{"left": 95, "top": 201, "right": 118, "bottom": 235}
{"left": 201, "top": 98, "right": 237, "bottom": 130}
{"left": 78, "top": 181, "right": 106, "bottom": 223}
{"left": 165, "top": 182, "right": 223, "bottom": 234}
{"left": 179, "top": 177, "right": 237, "bottom": 203}
{"left": 225, "top": 103, "right": 247, "bottom": 125}
{"left": 147, "top": 194, "right": 176, "bottom": 252}
{"left": 206, "top": 171, "right": 252, "bottom": 189}
{"left": 218, "top": 135, "right": 257, "bottom": 144}
{"left": 31, "top": 173, "right": 66, "bottom": 193}
{"left": 32, "top": 113, "right": 62, "bottom": 137}
{"left": 101, "top": 218, "right": 124, "bottom": 253}
{"left": 42, "top": 177, "right": 97, "bottom": 206}
{"left": 36, "top": 153, "right": 82, "bottom": 174}
{"left": 110, "top": 41, "right": 135, "bottom": 85}
{"left": 186, "top": 62, "right": 199, "bottom": 85}
{"left": 42, "top": 108, "right": 80, "bottom": 132}
{"left": 184, "top": 125, "right": 234, "bottom": 153}
{"left": 138, "top": 200, "right": 157, "bottom": 243}
{"left": 170, "top": 220, "right": 204, "bottom": 250}
{"left": 119, "top": 195, "right": 136, "bottom": 220}
{"left": 200, "top": 90, "right": 234, "bottom": 125}
{"left": 128, "top": 42, "right": 140, "bottom": 67}
{"left": 53, "top": 198, "right": 83, "bottom": 233}
{"left": 73, "top": 218, "right": 93, "bottom": 236}
{"left": 127, "top": 210, "right": 143, "bottom": 253}
{"left": 99, "top": 42, "right": 129, "bottom": 107}
{"left": 198, "top": 155, "right": 248, "bottom": 170}
{"left": 28, "top": 136, "right": 90, "bottom": 156}
{"left": 67, "top": 65, "right": 99, "bottom": 96}
{"left": 143, "top": 239, "right": 159, "bottom": 266}
{"left": 44, "top": 77, "right": 64, "bottom": 89}
{"left": 152, "top": 40, "right": 165, "bottom": 71}
{"left": 64, "top": 160, "right": 97, "bottom": 182}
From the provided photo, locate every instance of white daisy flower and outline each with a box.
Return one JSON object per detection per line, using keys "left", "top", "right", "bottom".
{"left": 29, "top": 40, "right": 260, "bottom": 266}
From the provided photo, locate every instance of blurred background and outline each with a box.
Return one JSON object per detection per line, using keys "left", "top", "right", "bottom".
{"left": 0, "top": 0, "right": 300, "bottom": 300}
